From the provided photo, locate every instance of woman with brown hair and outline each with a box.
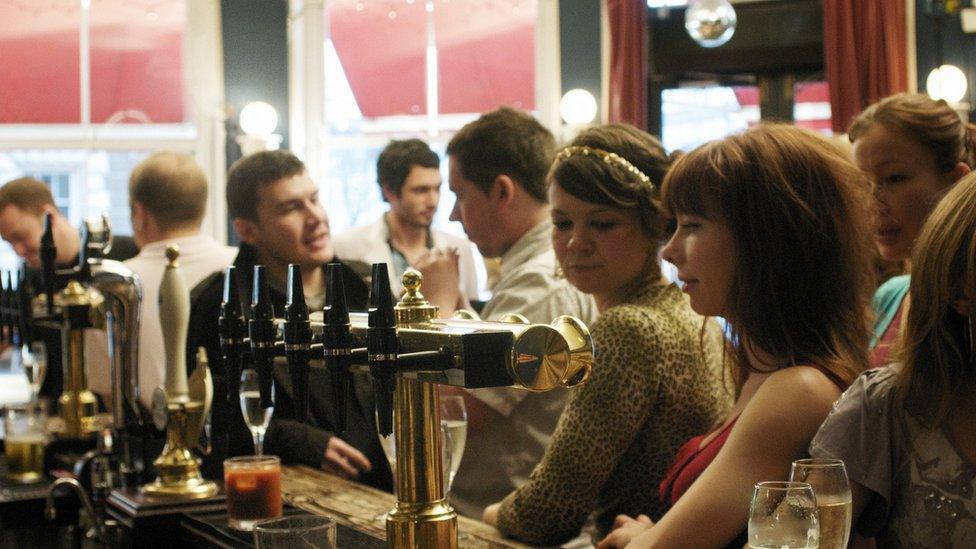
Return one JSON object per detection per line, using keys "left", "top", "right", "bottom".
{"left": 600, "top": 124, "right": 874, "bottom": 548}
{"left": 481, "top": 124, "right": 729, "bottom": 545}
{"left": 810, "top": 171, "right": 976, "bottom": 546}
{"left": 849, "top": 93, "right": 974, "bottom": 367}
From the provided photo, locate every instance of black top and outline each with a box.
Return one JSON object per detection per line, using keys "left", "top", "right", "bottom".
{"left": 186, "top": 244, "right": 393, "bottom": 492}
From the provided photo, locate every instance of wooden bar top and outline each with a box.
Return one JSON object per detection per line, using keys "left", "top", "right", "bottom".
{"left": 280, "top": 465, "right": 536, "bottom": 548}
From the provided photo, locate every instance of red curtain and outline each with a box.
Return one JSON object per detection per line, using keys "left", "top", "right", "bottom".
{"left": 607, "top": 0, "right": 648, "bottom": 129}
{"left": 823, "top": 0, "right": 908, "bottom": 133}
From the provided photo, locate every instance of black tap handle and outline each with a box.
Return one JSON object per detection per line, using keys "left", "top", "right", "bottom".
{"left": 40, "top": 213, "right": 56, "bottom": 316}
{"left": 367, "top": 263, "right": 397, "bottom": 437}
{"left": 77, "top": 222, "right": 91, "bottom": 283}
{"left": 249, "top": 265, "right": 276, "bottom": 409}
{"left": 17, "top": 265, "right": 32, "bottom": 346}
{"left": 322, "top": 262, "right": 352, "bottom": 433}
{"left": 1, "top": 271, "right": 11, "bottom": 345}
{"left": 219, "top": 266, "right": 246, "bottom": 409}
{"left": 283, "top": 264, "right": 312, "bottom": 423}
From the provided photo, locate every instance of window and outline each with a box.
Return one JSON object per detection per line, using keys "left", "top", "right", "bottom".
{"left": 0, "top": 0, "right": 219, "bottom": 267}
{"left": 661, "top": 85, "right": 760, "bottom": 153}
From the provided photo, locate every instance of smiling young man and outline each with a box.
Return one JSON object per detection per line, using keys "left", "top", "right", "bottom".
{"left": 333, "top": 138, "right": 479, "bottom": 298}
{"left": 187, "top": 150, "right": 393, "bottom": 491}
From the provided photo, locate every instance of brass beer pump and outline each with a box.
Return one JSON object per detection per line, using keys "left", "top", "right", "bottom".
{"left": 142, "top": 245, "right": 217, "bottom": 498}
{"left": 221, "top": 262, "right": 593, "bottom": 548}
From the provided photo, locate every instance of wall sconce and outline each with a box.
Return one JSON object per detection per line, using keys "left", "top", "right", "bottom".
{"left": 926, "top": 64, "right": 968, "bottom": 104}
{"left": 237, "top": 101, "right": 283, "bottom": 156}
{"left": 560, "top": 89, "right": 598, "bottom": 126}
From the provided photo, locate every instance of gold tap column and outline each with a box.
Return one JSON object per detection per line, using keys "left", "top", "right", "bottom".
{"left": 57, "top": 280, "right": 99, "bottom": 438}
{"left": 386, "top": 271, "right": 457, "bottom": 548}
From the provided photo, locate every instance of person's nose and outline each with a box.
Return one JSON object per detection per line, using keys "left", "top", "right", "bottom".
{"left": 661, "top": 233, "right": 681, "bottom": 267}
{"left": 566, "top": 226, "right": 593, "bottom": 255}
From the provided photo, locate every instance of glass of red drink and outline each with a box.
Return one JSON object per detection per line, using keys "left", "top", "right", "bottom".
{"left": 224, "top": 455, "right": 283, "bottom": 531}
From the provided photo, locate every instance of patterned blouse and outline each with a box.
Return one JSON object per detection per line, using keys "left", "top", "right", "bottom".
{"left": 495, "top": 282, "right": 731, "bottom": 545}
{"left": 811, "top": 366, "right": 976, "bottom": 548}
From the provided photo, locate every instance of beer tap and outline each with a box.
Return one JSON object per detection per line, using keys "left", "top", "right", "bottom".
{"left": 322, "top": 263, "right": 354, "bottom": 433}
{"left": 40, "top": 213, "right": 56, "bottom": 315}
{"left": 283, "top": 265, "right": 312, "bottom": 422}
{"left": 219, "top": 266, "right": 247, "bottom": 413}
{"left": 368, "top": 265, "right": 398, "bottom": 437}
{"left": 1, "top": 270, "right": 12, "bottom": 345}
{"left": 249, "top": 266, "right": 276, "bottom": 410}
{"left": 17, "top": 265, "right": 34, "bottom": 348}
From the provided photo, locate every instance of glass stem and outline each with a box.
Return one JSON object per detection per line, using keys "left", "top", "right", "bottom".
{"left": 254, "top": 430, "right": 264, "bottom": 456}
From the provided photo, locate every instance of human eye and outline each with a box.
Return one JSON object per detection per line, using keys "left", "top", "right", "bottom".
{"left": 552, "top": 217, "right": 572, "bottom": 231}
{"left": 590, "top": 219, "right": 617, "bottom": 231}
{"left": 882, "top": 173, "right": 908, "bottom": 184}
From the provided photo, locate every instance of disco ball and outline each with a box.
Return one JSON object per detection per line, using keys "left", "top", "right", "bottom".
{"left": 685, "top": 0, "right": 737, "bottom": 48}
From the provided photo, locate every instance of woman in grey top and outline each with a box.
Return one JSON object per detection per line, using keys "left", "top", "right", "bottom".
{"left": 811, "top": 171, "right": 976, "bottom": 547}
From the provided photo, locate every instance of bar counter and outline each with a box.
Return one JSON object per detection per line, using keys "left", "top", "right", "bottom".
{"left": 277, "top": 465, "right": 534, "bottom": 548}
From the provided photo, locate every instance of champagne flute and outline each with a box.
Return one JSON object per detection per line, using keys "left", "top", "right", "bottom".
{"left": 790, "top": 458, "right": 852, "bottom": 549}
{"left": 239, "top": 369, "right": 274, "bottom": 455}
{"left": 748, "top": 481, "right": 820, "bottom": 549}
{"left": 439, "top": 395, "right": 467, "bottom": 496}
{"left": 19, "top": 342, "right": 47, "bottom": 403}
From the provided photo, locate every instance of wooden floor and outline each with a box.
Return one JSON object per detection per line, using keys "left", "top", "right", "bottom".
{"left": 280, "top": 465, "right": 536, "bottom": 548}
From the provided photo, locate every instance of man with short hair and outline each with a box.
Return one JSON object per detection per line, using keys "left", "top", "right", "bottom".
{"left": 0, "top": 176, "right": 139, "bottom": 399}
{"left": 86, "top": 151, "right": 238, "bottom": 409}
{"left": 333, "top": 138, "right": 479, "bottom": 299}
{"left": 426, "top": 107, "right": 597, "bottom": 518}
{"left": 188, "top": 150, "right": 392, "bottom": 490}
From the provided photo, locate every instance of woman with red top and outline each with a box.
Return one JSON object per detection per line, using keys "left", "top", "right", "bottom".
{"left": 598, "top": 124, "right": 875, "bottom": 549}
{"left": 849, "top": 94, "right": 975, "bottom": 368}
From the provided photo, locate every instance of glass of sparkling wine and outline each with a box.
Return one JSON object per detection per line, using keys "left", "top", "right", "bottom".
{"left": 19, "top": 342, "right": 47, "bottom": 402}
{"left": 748, "top": 481, "right": 820, "bottom": 549}
{"left": 790, "top": 458, "right": 852, "bottom": 549}
{"left": 240, "top": 369, "right": 274, "bottom": 456}
{"left": 439, "top": 395, "right": 467, "bottom": 496}
{"left": 4, "top": 401, "right": 48, "bottom": 483}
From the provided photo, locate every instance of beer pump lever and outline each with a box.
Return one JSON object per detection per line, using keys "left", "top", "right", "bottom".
{"left": 283, "top": 265, "right": 312, "bottom": 422}
{"left": 322, "top": 263, "right": 354, "bottom": 433}
{"left": 249, "top": 266, "right": 276, "bottom": 410}
{"left": 368, "top": 265, "right": 398, "bottom": 437}
{"left": 219, "top": 266, "right": 247, "bottom": 412}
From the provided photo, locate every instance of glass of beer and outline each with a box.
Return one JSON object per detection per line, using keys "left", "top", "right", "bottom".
{"left": 4, "top": 402, "right": 48, "bottom": 483}
{"left": 790, "top": 458, "right": 852, "bottom": 549}
{"left": 224, "top": 455, "right": 283, "bottom": 531}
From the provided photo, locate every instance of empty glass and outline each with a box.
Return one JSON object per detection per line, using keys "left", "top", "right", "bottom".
{"left": 790, "top": 458, "right": 852, "bottom": 549}
{"left": 240, "top": 369, "right": 274, "bottom": 455}
{"left": 14, "top": 341, "right": 46, "bottom": 403}
{"left": 748, "top": 481, "right": 819, "bottom": 549}
{"left": 253, "top": 515, "right": 336, "bottom": 548}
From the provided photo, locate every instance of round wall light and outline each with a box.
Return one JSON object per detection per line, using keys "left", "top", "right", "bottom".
{"left": 560, "top": 89, "right": 598, "bottom": 125}
{"left": 926, "top": 64, "right": 968, "bottom": 104}
{"left": 240, "top": 101, "right": 279, "bottom": 136}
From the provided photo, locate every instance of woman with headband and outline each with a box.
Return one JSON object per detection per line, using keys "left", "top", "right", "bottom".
{"left": 481, "top": 124, "right": 730, "bottom": 545}
{"left": 600, "top": 125, "right": 873, "bottom": 548}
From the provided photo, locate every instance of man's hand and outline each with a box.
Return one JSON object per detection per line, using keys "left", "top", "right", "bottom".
{"left": 321, "top": 437, "right": 371, "bottom": 479}
{"left": 414, "top": 248, "right": 463, "bottom": 316}
{"left": 596, "top": 514, "right": 654, "bottom": 549}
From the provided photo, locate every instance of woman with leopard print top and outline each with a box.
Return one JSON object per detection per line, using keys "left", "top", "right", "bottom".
{"left": 481, "top": 124, "right": 730, "bottom": 545}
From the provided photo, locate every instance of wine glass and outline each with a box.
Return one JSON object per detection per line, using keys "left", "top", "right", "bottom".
{"left": 439, "top": 395, "right": 467, "bottom": 497}
{"left": 790, "top": 458, "right": 852, "bottom": 549}
{"left": 748, "top": 481, "right": 820, "bottom": 549}
{"left": 239, "top": 369, "right": 274, "bottom": 455}
{"left": 18, "top": 342, "right": 47, "bottom": 403}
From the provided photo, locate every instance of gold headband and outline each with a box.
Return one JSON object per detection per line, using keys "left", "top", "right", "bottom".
{"left": 554, "top": 145, "right": 655, "bottom": 189}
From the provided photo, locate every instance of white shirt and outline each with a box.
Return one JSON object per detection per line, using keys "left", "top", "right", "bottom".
{"left": 450, "top": 220, "right": 598, "bottom": 518}
{"left": 87, "top": 235, "right": 238, "bottom": 409}
{"left": 333, "top": 214, "right": 481, "bottom": 298}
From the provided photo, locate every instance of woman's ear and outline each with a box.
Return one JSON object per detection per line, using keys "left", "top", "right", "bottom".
{"left": 950, "top": 162, "right": 971, "bottom": 183}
